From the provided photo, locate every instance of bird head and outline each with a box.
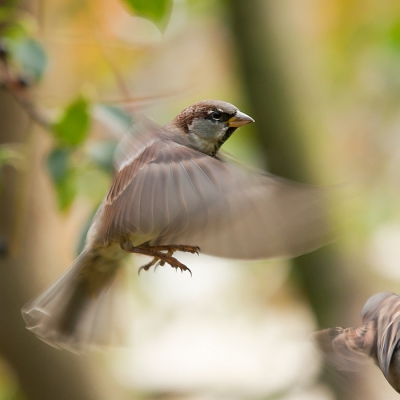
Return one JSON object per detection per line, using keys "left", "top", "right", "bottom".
{"left": 169, "top": 100, "right": 254, "bottom": 156}
{"left": 361, "top": 292, "right": 394, "bottom": 323}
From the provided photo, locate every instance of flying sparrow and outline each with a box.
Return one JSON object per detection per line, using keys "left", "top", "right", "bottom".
{"left": 22, "top": 100, "right": 331, "bottom": 352}
{"left": 314, "top": 292, "right": 400, "bottom": 393}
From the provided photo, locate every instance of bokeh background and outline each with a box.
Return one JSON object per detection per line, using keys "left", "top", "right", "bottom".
{"left": 1, "top": 0, "right": 400, "bottom": 399}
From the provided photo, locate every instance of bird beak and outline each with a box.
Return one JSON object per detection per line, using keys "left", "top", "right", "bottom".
{"left": 228, "top": 111, "right": 255, "bottom": 127}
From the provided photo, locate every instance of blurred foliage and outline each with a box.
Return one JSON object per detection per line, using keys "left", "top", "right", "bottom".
{"left": 46, "top": 147, "right": 77, "bottom": 210}
{"left": 53, "top": 96, "right": 91, "bottom": 146}
{"left": 0, "top": 0, "right": 168, "bottom": 213}
{"left": 45, "top": 100, "right": 135, "bottom": 210}
{"left": 0, "top": 144, "right": 23, "bottom": 170}
{"left": 2, "top": 0, "right": 400, "bottom": 399}
{"left": 10, "top": 38, "right": 47, "bottom": 82}
{"left": 123, "top": 0, "right": 173, "bottom": 30}
{"left": 0, "top": 8, "right": 36, "bottom": 39}
{"left": 0, "top": 7, "right": 47, "bottom": 82}
{"left": 0, "top": 144, "right": 24, "bottom": 191}
{"left": 0, "top": 359, "right": 22, "bottom": 400}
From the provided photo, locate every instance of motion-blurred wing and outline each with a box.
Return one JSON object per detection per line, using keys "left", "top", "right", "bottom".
{"left": 314, "top": 327, "right": 369, "bottom": 372}
{"left": 100, "top": 137, "right": 333, "bottom": 259}
{"left": 113, "top": 114, "right": 160, "bottom": 171}
{"left": 375, "top": 299, "right": 400, "bottom": 379}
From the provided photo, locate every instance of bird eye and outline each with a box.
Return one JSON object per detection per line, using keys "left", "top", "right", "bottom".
{"left": 211, "top": 110, "right": 222, "bottom": 120}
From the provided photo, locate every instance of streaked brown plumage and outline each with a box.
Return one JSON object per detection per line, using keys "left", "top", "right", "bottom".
{"left": 22, "top": 100, "right": 332, "bottom": 352}
{"left": 314, "top": 292, "right": 400, "bottom": 393}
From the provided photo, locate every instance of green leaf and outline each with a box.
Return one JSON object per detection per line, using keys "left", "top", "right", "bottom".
{"left": 47, "top": 148, "right": 77, "bottom": 210}
{"left": 12, "top": 38, "right": 47, "bottom": 81}
{"left": 53, "top": 96, "right": 91, "bottom": 146}
{"left": 1, "top": 10, "right": 38, "bottom": 40}
{"left": 123, "top": 0, "right": 173, "bottom": 30}
{"left": 55, "top": 171, "right": 77, "bottom": 211}
{"left": 47, "top": 148, "right": 70, "bottom": 184}
{"left": 388, "top": 21, "right": 400, "bottom": 50}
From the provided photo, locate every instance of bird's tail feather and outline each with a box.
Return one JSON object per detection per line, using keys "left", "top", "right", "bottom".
{"left": 21, "top": 248, "right": 131, "bottom": 353}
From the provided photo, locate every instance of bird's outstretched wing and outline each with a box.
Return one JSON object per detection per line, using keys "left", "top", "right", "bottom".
{"left": 99, "top": 125, "right": 334, "bottom": 259}
{"left": 314, "top": 327, "right": 370, "bottom": 372}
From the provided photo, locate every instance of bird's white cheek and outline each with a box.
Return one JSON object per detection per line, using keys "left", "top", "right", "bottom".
{"left": 188, "top": 119, "right": 224, "bottom": 139}
{"left": 187, "top": 119, "right": 226, "bottom": 154}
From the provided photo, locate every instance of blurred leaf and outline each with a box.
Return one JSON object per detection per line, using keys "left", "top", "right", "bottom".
{"left": 55, "top": 171, "right": 77, "bottom": 211}
{"left": 388, "top": 21, "right": 400, "bottom": 50}
{"left": 0, "top": 144, "right": 24, "bottom": 169}
{"left": 0, "top": 8, "right": 15, "bottom": 23}
{"left": 0, "top": 355, "right": 21, "bottom": 400}
{"left": 47, "top": 148, "right": 70, "bottom": 184}
{"left": 53, "top": 96, "right": 91, "bottom": 146}
{"left": 123, "top": 0, "right": 173, "bottom": 30}
{"left": 94, "top": 104, "right": 133, "bottom": 134}
{"left": 1, "top": 9, "right": 38, "bottom": 39}
{"left": 88, "top": 140, "right": 118, "bottom": 173}
{"left": 47, "top": 148, "right": 77, "bottom": 210}
{"left": 0, "top": 144, "right": 24, "bottom": 193}
{"left": 12, "top": 38, "right": 47, "bottom": 81}
{"left": 2, "top": 24, "right": 28, "bottom": 40}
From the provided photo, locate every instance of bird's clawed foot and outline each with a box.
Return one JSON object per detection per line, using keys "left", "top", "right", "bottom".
{"left": 147, "top": 244, "right": 200, "bottom": 256}
{"left": 138, "top": 252, "right": 191, "bottom": 275}
{"left": 121, "top": 242, "right": 199, "bottom": 276}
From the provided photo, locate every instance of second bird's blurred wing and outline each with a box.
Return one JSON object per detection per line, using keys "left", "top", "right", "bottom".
{"left": 100, "top": 135, "right": 333, "bottom": 259}
{"left": 314, "top": 327, "right": 370, "bottom": 372}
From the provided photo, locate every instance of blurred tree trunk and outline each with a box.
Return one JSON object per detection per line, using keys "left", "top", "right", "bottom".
{"left": 0, "top": 92, "right": 128, "bottom": 399}
{"left": 0, "top": 0, "right": 129, "bottom": 397}
{"left": 227, "top": 1, "right": 367, "bottom": 399}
